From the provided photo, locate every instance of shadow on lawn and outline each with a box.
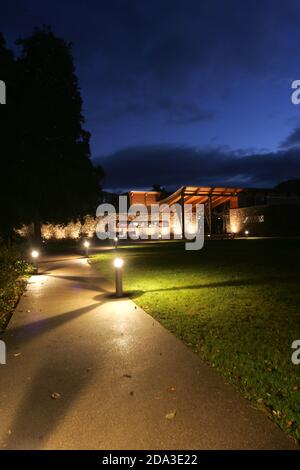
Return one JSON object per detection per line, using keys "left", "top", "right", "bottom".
{"left": 128, "top": 276, "right": 294, "bottom": 299}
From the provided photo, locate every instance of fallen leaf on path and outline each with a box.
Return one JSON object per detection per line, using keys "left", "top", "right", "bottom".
{"left": 86, "top": 368, "right": 92, "bottom": 372}
{"left": 165, "top": 410, "right": 176, "bottom": 420}
{"left": 50, "top": 392, "right": 61, "bottom": 400}
{"left": 13, "top": 353, "right": 21, "bottom": 357}
{"left": 130, "top": 391, "right": 134, "bottom": 396}
{"left": 167, "top": 386, "right": 176, "bottom": 392}
{"left": 123, "top": 374, "right": 132, "bottom": 378}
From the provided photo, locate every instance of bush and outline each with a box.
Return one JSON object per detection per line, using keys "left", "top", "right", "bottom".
{"left": 0, "top": 244, "right": 33, "bottom": 331}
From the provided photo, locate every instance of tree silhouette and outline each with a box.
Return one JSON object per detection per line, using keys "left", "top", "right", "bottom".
{"left": 0, "top": 34, "right": 20, "bottom": 244}
{"left": 276, "top": 179, "right": 300, "bottom": 195}
{"left": 13, "top": 27, "right": 103, "bottom": 241}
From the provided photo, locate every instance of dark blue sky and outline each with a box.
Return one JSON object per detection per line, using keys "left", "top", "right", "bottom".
{"left": 2, "top": 0, "right": 300, "bottom": 190}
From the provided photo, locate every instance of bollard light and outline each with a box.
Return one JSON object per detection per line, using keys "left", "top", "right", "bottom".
{"left": 31, "top": 250, "right": 39, "bottom": 273}
{"left": 114, "top": 236, "right": 118, "bottom": 249}
{"left": 83, "top": 240, "right": 90, "bottom": 257}
{"left": 245, "top": 230, "right": 249, "bottom": 237}
{"left": 114, "top": 257, "right": 124, "bottom": 297}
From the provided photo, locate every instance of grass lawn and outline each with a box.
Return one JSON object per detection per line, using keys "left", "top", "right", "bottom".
{"left": 92, "top": 238, "right": 300, "bottom": 442}
{"left": 0, "top": 245, "right": 33, "bottom": 332}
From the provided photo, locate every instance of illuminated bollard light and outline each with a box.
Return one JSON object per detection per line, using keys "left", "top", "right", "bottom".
{"left": 83, "top": 240, "right": 90, "bottom": 257}
{"left": 31, "top": 250, "right": 39, "bottom": 274}
{"left": 114, "top": 258, "right": 124, "bottom": 297}
{"left": 244, "top": 230, "right": 249, "bottom": 237}
{"left": 114, "top": 237, "right": 118, "bottom": 249}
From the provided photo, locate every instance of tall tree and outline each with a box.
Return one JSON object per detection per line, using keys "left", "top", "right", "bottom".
{"left": 0, "top": 34, "right": 20, "bottom": 244}
{"left": 16, "top": 27, "right": 103, "bottom": 240}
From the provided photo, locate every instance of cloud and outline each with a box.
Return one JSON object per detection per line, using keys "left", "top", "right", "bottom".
{"left": 88, "top": 97, "right": 213, "bottom": 125}
{"left": 3, "top": 1, "right": 300, "bottom": 130}
{"left": 96, "top": 144, "right": 300, "bottom": 191}
{"left": 158, "top": 98, "right": 214, "bottom": 124}
{"left": 280, "top": 126, "right": 300, "bottom": 148}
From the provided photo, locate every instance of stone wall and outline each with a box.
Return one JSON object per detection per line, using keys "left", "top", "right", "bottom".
{"left": 229, "top": 204, "right": 300, "bottom": 236}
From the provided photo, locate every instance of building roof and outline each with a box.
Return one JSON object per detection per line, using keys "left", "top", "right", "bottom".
{"left": 157, "top": 186, "right": 243, "bottom": 209}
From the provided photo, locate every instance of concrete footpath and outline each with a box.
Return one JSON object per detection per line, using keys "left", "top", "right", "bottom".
{"left": 0, "top": 253, "right": 298, "bottom": 449}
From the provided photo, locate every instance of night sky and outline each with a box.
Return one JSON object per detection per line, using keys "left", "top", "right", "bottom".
{"left": 2, "top": 0, "right": 300, "bottom": 191}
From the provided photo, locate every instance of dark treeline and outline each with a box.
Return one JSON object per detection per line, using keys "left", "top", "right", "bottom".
{"left": 0, "top": 27, "right": 104, "bottom": 245}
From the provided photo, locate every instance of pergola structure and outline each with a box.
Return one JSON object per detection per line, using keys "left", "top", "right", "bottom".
{"left": 158, "top": 186, "right": 243, "bottom": 235}
{"left": 129, "top": 186, "right": 244, "bottom": 235}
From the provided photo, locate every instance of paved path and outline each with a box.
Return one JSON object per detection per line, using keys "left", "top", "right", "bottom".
{"left": 0, "top": 253, "right": 297, "bottom": 450}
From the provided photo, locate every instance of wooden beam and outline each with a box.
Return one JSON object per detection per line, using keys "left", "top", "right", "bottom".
{"left": 208, "top": 195, "right": 212, "bottom": 235}
{"left": 181, "top": 188, "right": 185, "bottom": 239}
